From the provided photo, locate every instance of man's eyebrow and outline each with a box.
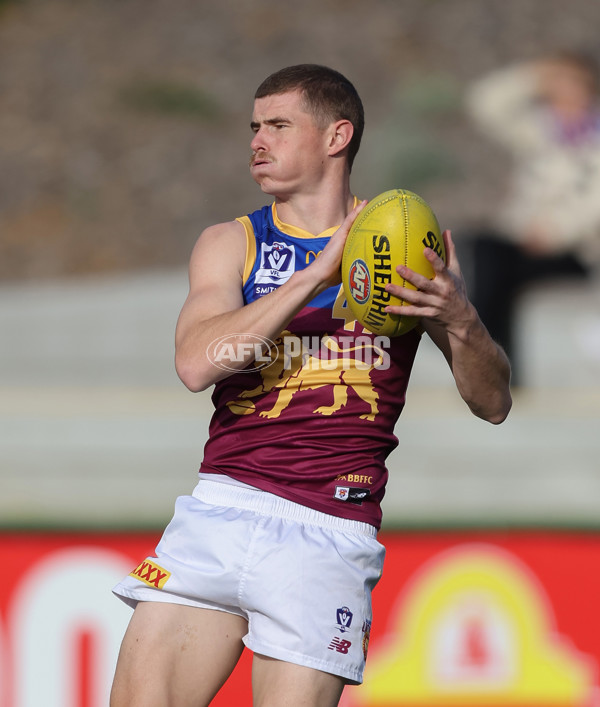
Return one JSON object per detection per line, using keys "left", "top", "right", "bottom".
{"left": 250, "top": 116, "right": 291, "bottom": 130}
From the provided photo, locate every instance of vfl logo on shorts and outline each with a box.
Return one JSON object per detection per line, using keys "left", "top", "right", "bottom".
{"left": 130, "top": 559, "right": 171, "bottom": 589}
{"left": 336, "top": 606, "right": 353, "bottom": 633}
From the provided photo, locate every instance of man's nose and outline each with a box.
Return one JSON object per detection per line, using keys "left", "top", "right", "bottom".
{"left": 250, "top": 128, "right": 267, "bottom": 153}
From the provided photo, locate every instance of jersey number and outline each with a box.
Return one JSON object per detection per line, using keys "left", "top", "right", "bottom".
{"left": 331, "top": 286, "right": 370, "bottom": 333}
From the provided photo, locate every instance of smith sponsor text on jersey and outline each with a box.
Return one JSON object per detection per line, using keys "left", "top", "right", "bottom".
{"left": 199, "top": 203, "right": 421, "bottom": 528}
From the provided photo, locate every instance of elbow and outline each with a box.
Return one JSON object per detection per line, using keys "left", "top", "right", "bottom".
{"left": 471, "top": 353, "right": 513, "bottom": 425}
{"left": 175, "top": 354, "right": 215, "bottom": 393}
{"left": 473, "top": 390, "right": 513, "bottom": 425}
{"left": 486, "top": 404, "right": 512, "bottom": 425}
{"left": 180, "top": 377, "right": 211, "bottom": 394}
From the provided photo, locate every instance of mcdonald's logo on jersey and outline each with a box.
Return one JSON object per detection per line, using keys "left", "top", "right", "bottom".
{"left": 305, "top": 249, "right": 323, "bottom": 264}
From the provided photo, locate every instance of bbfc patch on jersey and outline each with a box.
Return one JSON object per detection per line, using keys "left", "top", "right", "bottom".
{"left": 129, "top": 558, "right": 171, "bottom": 589}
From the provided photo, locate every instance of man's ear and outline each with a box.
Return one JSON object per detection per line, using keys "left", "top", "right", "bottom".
{"left": 327, "top": 119, "right": 354, "bottom": 157}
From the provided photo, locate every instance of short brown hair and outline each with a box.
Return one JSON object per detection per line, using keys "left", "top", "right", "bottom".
{"left": 255, "top": 64, "right": 364, "bottom": 170}
{"left": 549, "top": 49, "right": 600, "bottom": 95}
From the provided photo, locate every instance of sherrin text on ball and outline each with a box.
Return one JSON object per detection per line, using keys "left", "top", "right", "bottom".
{"left": 341, "top": 189, "right": 445, "bottom": 336}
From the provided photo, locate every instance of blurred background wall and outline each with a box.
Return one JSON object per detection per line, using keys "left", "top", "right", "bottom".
{"left": 1, "top": 0, "right": 599, "bottom": 527}
{"left": 1, "top": 1, "right": 600, "bottom": 705}
{"left": 3, "top": 0, "right": 600, "bottom": 282}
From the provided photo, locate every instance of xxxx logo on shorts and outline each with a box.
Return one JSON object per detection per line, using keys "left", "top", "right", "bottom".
{"left": 130, "top": 558, "right": 171, "bottom": 589}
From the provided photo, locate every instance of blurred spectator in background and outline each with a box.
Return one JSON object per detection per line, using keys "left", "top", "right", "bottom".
{"left": 464, "top": 50, "right": 600, "bottom": 385}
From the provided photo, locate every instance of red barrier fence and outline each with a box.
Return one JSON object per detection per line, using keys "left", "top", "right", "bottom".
{"left": 1, "top": 529, "right": 598, "bottom": 707}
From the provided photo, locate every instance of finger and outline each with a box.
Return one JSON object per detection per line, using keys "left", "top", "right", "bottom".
{"left": 330, "top": 200, "right": 368, "bottom": 244}
{"left": 317, "top": 200, "right": 369, "bottom": 283}
{"left": 422, "top": 241, "right": 450, "bottom": 278}
{"left": 391, "top": 265, "right": 437, "bottom": 292}
{"left": 345, "top": 199, "right": 367, "bottom": 228}
{"left": 386, "top": 283, "right": 434, "bottom": 306}
{"left": 384, "top": 302, "right": 437, "bottom": 318}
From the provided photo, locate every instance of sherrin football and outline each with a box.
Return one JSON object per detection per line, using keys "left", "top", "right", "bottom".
{"left": 341, "top": 189, "right": 445, "bottom": 337}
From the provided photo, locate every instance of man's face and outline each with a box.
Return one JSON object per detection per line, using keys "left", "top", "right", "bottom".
{"left": 249, "top": 90, "right": 331, "bottom": 197}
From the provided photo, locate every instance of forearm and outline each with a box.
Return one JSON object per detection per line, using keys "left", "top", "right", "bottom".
{"left": 427, "top": 308, "right": 512, "bottom": 424}
{"left": 175, "top": 267, "right": 325, "bottom": 392}
{"left": 176, "top": 201, "right": 365, "bottom": 392}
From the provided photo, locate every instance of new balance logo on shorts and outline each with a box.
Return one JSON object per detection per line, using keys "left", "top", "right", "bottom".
{"left": 129, "top": 559, "right": 171, "bottom": 589}
{"left": 328, "top": 637, "right": 352, "bottom": 654}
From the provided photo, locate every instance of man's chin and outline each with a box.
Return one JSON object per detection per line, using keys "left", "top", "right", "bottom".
{"left": 251, "top": 174, "right": 269, "bottom": 191}
{"left": 253, "top": 178, "right": 278, "bottom": 196}
{"left": 250, "top": 174, "right": 290, "bottom": 199}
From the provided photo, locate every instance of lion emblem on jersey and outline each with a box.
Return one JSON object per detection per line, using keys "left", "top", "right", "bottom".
{"left": 226, "top": 332, "right": 386, "bottom": 421}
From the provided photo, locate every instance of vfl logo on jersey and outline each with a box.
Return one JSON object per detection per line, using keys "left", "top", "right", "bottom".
{"left": 130, "top": 559, "right": 171, "bottom": 589}
{"left": 334, "top": 486, "right": 371, "bottom": 506}
{"left": 328, "top": 637, "right": 352, "bottom": 654}
{"left": 348, "top": 259, "right": 370, "bottom": 305}
{"left": 255, "top": 242, "right": 295, "bottom": 288}
{"left": 336, "top": 606, "right": 353, "bottom": 633}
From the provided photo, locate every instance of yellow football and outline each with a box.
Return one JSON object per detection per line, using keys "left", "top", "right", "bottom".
{"left": 341, "top": 189, "right": 445, "bottom": 336}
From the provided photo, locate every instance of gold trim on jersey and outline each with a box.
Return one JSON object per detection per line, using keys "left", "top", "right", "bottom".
{"left": 236, "top": 215, "right": 257, "bottom": 285}
{"left": 237, "top": 198, "right": 360, "bottom": 283}
{"left": 271, "top": 197, "right": 360, "bottom": 240}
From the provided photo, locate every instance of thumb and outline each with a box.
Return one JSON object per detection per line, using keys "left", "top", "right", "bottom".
{"left": 442, "top": 229, "right": 460, "bottom": 274}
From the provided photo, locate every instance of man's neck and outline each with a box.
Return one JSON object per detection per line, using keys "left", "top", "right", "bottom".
{"left": 273, "top": 187, "right": 356, "bottom": 236}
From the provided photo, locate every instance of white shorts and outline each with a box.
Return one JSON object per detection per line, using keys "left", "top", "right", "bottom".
{"left": 113, "top": 478, "right": 385, "bottom": 684}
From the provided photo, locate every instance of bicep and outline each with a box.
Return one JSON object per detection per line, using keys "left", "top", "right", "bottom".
{"left": 176, "top": 222, "right": 247, "bottom": 339}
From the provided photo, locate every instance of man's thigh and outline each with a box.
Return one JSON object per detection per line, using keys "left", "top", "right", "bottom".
{"left": 110, "top": 602, "right": 247, "bottom": 707}
{"left": 252, "top": 654, "right": 345, "bottom": 707}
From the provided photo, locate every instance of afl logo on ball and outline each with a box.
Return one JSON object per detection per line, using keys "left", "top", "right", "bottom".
{"left": 348, "top": 259, "right": 370, "bottom": 305}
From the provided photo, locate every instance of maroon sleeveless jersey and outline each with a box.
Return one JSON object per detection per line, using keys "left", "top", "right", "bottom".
{"left": 199, "top": 204, "right": 421, "bottom": 528}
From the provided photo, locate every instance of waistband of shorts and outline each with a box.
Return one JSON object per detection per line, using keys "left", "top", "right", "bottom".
{"left": 191, "top": 478, "right": 378, "bottom": 538}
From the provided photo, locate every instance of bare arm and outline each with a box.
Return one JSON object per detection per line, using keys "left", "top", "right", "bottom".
{"left": 385, "top": 230, "right": 512, "bottom": 424}
{"left": 175, "top": 202, "right": 366, "bottom": 392}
